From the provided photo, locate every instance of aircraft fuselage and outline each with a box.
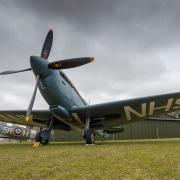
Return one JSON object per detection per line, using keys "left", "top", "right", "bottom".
{"left": 30, "top": 56, "right": 180, "bottom": 131}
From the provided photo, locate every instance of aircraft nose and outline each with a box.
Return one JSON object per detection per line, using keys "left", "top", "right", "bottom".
{"left": 30, "top": 56, "right": 51, "bottom": 78}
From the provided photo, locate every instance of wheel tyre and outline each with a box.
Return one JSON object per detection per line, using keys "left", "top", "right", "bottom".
{"left": 84, "top": 129, "right": 95, "bottom": 144}
{"left": 35, "top": 131, "right": 49, "bottom": 145}
{"left": 35, "top": 132, "right": 41, "bottom": 142}
{"left": 40, "top": 138, "right": 49, "bottom": 145}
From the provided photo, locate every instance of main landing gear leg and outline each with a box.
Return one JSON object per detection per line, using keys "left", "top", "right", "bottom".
{"left": 83, "top": 117, "right": 95, "bottom": 145}
{"left": 33, "top": 117, "right": 54, "bottom": 148}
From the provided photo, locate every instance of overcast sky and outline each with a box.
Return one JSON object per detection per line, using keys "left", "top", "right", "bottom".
{"left": 0, "top": 0, "right": 180, "bottom": 109}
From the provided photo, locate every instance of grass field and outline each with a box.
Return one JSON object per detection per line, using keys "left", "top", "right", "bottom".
{"left": 0, "top": 139, "right": 180, "bottom": 179}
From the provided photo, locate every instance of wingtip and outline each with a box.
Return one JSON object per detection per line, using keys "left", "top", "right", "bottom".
{"left": 89, "top": 57, "right": 95, "bottom": 62}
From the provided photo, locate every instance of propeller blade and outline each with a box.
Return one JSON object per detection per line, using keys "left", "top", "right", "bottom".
{"left": 25, "top": 75, "right": 40, "bottom": 122}
{"left": 41, "top": 29, "right": 53, "bottom": 59}
{"left": 48, "top": 57, "right": 94, "bottom": 69}
{"left": 0, "top": 68, "right": 31, "bottom": 75}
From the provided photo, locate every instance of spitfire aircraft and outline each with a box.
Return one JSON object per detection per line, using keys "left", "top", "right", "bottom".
{"left": 0, "top": 29, "right": 180, "bottom": 146}
{"left": 0, "top": 122, "right": 37, "bottom": 140}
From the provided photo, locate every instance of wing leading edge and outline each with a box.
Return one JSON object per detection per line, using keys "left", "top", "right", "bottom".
{"left": 0, "top": 110, "right": 52, "bottom": 127}
{"left": 71, "top": 92, "right": 180, "bottom": 126}
{"left": 1, "top": 92, "right": 180, "bottom": 129}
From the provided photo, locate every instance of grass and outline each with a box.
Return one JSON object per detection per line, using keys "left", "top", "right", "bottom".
{"left": 0, "top": 139, "right": 180, "bottom": 179}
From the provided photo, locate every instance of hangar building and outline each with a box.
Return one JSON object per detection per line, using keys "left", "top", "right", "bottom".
{"left": 54, "top": 115, "right": 180, "bottom": 142}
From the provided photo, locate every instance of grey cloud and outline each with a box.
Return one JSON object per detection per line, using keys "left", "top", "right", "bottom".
{"left": 0, "top": 0, "right": 180, "bottom": 107}
{"left": 14, "top": 0, "right": 180, "bottom": 49}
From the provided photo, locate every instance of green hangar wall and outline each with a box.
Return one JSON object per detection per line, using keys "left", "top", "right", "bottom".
{"left": 54, "top": 120, "right": 180, "bottom": 142}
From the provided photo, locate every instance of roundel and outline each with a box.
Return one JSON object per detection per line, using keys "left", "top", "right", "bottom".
{"left": 14, "top": 127, "right": 23, "bottom": 136}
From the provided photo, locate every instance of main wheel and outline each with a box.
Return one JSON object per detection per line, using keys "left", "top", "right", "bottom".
{"left": 35, "top": 130, "right": 50, "bottom": 145}
{"left": 83, "top": 129, "right": 95, "bottom": 144}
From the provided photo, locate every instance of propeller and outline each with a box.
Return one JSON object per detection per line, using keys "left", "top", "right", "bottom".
{"left": 41, "top": 29, "right": 53, "bottom": 59}
{"left": 25, "top": 75, "right": 40, "bottom": 122}
{"left": 48, "top": 57, "right": 94, "bottom": 69}
{"left": 0, "top": 29, "right": 94, "bottom": 123}
{"left": 0, "top": 68, "right": 31, "bottom": 75}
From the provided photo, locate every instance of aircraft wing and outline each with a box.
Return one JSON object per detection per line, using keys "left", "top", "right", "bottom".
{"left": 0, "top": 110, "right": 52, "bottom": 127}
{"left": 71, "top": 92, "right": 180, "bottom": 124}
